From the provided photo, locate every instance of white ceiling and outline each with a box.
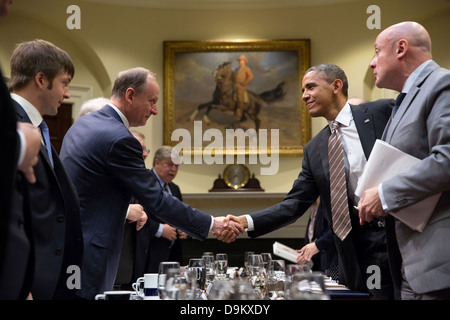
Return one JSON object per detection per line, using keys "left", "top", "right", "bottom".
{"left": 81, "top": 0, "right": 363, "bottom": 10}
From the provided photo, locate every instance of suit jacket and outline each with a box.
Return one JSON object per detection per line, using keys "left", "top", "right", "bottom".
{"left": 13, "top": 100, "right": 83, "bottom": 300}
{"left": 143, "top": 180, "right": 184, "bottom": 273}
{"left": 0, "top": 69, "right": 34, "bottom": 300}
{"left": 115, "top": 179, "right": 184, "bottom": 286}
{"left": 304, "top": 201, "right": 338, "bottom": 274}
{"left": 60, "top": 104, "right": 212, "bottom": 299}
{"left": 248, "top": 100, "right": 394, "bottom": 298}
{"left": 381, "top": 61, "right": 450, "bottom": 294}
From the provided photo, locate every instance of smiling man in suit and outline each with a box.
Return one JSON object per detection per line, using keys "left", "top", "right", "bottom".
{"left": 358, "top": 21, "right": 450, "bottom": 299}
{"left": 60, "top": 67, "right": 243, "bottom": 300}
{"left": 10, "top": 39, "right": 83, "bottom": 300}
{"left": 226, "top": 64, "right": 395, "bottom": 299}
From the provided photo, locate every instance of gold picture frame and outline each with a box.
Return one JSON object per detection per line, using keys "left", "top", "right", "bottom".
{"left": 163, "top": 39, "right": 311, "bottom": 157}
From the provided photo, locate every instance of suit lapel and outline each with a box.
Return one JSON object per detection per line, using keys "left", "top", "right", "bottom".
{"left": 319, "top": 128, "right": 331, "bottom": 183}
{"left": 13, "top": 100, "right": 58, "bottom": 174}
{"left": 351, "top": 104, "right": 375, "bottom": 160}
{"left": 383, "top": 61, "right": 439, "bottom": 143}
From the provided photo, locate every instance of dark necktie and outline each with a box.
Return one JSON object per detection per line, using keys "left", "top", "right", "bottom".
{"left": 39, "top": 120, "right": 53, "bottom": 167}
{"left": 392, "top": 92, "right": 406, "bottom": 118}
{"left": 328, "top": 121, "right": 351, "bottom": 241}
{"left": 164, "top": 183, "right": 169, "bottom": 193}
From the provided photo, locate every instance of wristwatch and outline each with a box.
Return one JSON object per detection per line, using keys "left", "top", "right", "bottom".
{"left": 223, "top": 164, "right": 250, "bottom": 189}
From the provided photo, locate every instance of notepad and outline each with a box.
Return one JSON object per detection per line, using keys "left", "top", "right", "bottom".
{"left": 355, "top": 139, "right": 441, "bottom": 232}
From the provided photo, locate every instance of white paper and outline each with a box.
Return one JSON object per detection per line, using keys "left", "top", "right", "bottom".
{"left": 272, "top": 241, "right": 299, "bottom": 263}
{"left": 355, "top": 139, "right": 441, "bottom": 232}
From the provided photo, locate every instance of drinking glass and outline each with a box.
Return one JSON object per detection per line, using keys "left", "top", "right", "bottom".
{"left": 215, "top": 253, "right": 228, "bottom": 280}
{"left": 247, "top": 254, "right": 263, "bottom": 276}
{"left": 163, "top": 268, "right": 196, "bottom": 300}
{"left": 188, "top": 258, "right": 206, "bottom": 298}
{"left": 247, "top": 254, "right": 266, "bottom": 299}
{"left": 261, "top": 253, "right": 272, "bottom": 270}
{"left": 244, "top": 251, "right": 254, "bottom": 275}
{"left": 157, "top": 261, "right": 180, "bottom": 299}
{"left": 202, "top": 254, "right": 216, "bottom": 286}
{"left": 267, "top": 259, "right": 286, "bottom": 300}
{"left": 208, "top": 278, "right": 257, "bottom": 300}
{"left": 285, "top": 271, "right": 329, "bottom": 300}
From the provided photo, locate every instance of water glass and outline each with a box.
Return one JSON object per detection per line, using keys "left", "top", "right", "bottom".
{"left": 188, "top": 258, "right": 206, "bottom": 297}
{"left": 285, "top": 271, "right": 329, "bottom": 300}
{"left": 215, "top": 253, "right": 228, "bottom": 280}
{"left": 163, "top": 268, "right": 197, "bottom": 300}
{"left": 202, "top": 254, "right": 216, "bottom": 285}
{"left": 158, "top": 261, "right": 180, "bottom": 299}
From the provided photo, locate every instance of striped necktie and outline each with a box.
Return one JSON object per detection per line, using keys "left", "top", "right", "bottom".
{"left": 39, "top": 120, "right": 53, "bottom": 167}
{"left": 328, "top": 121, "right": 351, "bottom": 241}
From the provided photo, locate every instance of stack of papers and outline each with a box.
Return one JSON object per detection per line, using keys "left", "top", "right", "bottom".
{"left": 355, "top": 140, "right": 441, "bottom": 232}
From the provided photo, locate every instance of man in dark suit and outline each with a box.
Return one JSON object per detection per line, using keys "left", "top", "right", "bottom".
{"left": 0, "top": 0, "right": 42, "bottom": 300}
{"left": 143, "top": 146, "right": 187, "bottom": 272}
{"left": 226, "top": 64, "right": 394, "bottom": 299}
{"left": 298, "top": 199, "right": 339, "bottom": 281}
{"left": 60, "top": 67, "right": 243, "bottom": 300}
{"left": 10, "top": 39, "right": 83, "bottom": 300}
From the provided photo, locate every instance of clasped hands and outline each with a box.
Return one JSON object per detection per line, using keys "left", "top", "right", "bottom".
{"left": 211, "top": 215, "right": 247, "bottom": 243}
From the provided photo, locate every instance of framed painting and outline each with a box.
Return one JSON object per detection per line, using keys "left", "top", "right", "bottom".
{"left": 163, "top": 39, "right": 311, "bottom": 158}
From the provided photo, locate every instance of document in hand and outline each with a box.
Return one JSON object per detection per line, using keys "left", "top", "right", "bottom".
{"left": 273, "top": 241, "right": 299, "bottom": 263}
{"left": 355, "top": 139, "right": 441, "bottom": 232}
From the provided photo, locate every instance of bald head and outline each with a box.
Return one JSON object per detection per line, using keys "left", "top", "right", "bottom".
{"left": 370, "top": 21, "right": 433, "bottom": 91}
{"left": 380, "top": 21, "right": 432, "bottom": 55}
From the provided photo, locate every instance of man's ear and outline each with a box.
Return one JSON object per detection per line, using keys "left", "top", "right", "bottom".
{"left": 125, "top": 87, "right": 135, "bottom": 103}
{"left": 396, "top": 39, "right": 408, "bottom": 58}
{"left": 332, "top": 79, "right": 344, "bottom": 94}
{"left": 34, "top": 72, "right": 46, "bottom": 89}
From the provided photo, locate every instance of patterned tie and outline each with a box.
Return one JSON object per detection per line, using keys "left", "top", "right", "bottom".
{"left": 39, "top": 120, "right": 53, "bottom": 167}
{"left": 164, "top": 183, "right": 169, "bottom": 193}
{"left": 328, "top": 121, "right": 351, "bottom": 241}
{"left": 392, "top": 92, "right": 406, "bottom": 118}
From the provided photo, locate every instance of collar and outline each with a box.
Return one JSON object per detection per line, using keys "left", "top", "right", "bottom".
{"left": 151, "top": 169, "right": 165, "bottom": 189}
{"left": 328, "top": 102, "right": 352, "bottom": 129}
{"left": 11, "top": 93, "right": 43, "bottom": 127}
{"left": 402, "top": 59, "right": 433, "bottom": 93}
{"left": 108, "top": 103, "right": 130, "bottom": 128}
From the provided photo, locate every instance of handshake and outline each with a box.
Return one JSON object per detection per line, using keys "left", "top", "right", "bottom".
{"left": 211, "top": 215, "right": 248, "bottom": 243}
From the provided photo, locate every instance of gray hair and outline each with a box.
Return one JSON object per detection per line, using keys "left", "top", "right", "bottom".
{"left": 306, "top": 64, "right": 349, "bottom": 97}
{"left": 153, "top": 146, "right": 180, "bottom": 166}
{"left": 111, "top": 67, "right": 156, "bottom": 99}
{"left": 78, "top": 97, "right": 110, "bottom": 117}
{"left": 130, "top": 129, "right": 145, "bottom": 140}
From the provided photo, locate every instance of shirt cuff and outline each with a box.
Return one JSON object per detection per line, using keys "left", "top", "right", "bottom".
{"left": 16, "top": 129, "right": 26, "bottom": 166}
{"left": 245, "top": 214, "right": 254, "bottom": 231}
{"left": 378, "top": 183, "right": 390, "bottom": 212}
{"left": 209, "top": 216, "right": 214, "bottom": 232}
{"left": 155, "top": 223, "right": 163, "bottom": 238}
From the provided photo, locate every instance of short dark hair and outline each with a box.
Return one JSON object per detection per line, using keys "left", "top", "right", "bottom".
{"left": 10, "top": 39, "right": 75, "bottom": 91}
{"left": 111, "top": 67, "right": 156, "bottom": 98}
{"left": 306, "top": 64, "right": 349, "bottom": 97}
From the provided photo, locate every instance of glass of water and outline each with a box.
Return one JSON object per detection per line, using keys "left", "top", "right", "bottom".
{"left": 215, "top": 253, "right": 228, "bottom": 280}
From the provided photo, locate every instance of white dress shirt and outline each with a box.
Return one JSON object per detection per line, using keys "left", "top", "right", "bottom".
{"left": 245, "top": 102, "right": 367, "bottom": 231}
